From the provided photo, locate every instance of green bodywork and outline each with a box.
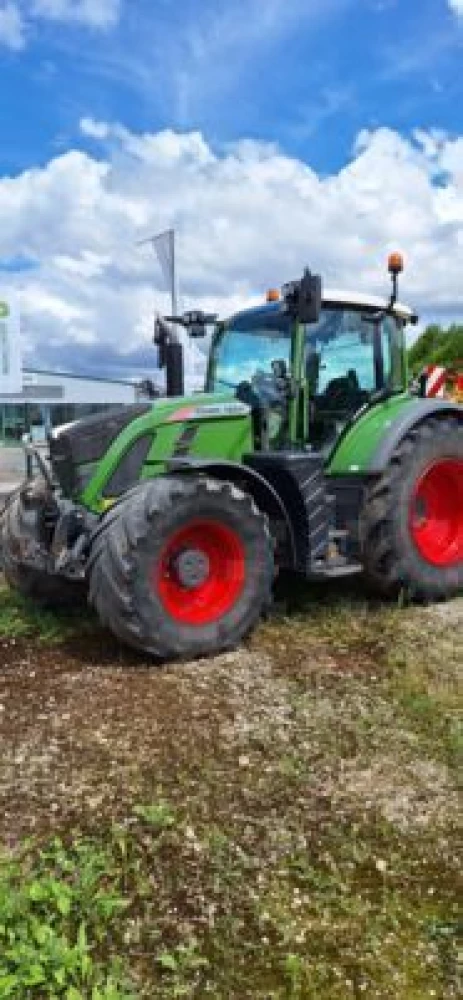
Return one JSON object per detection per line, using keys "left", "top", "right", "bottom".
{"left": 80, "top": 391, "right": 416, "bottom": 514}
{"left": 81, "top": 393, "right": 253, "bottom": 513}
{"left": 326, "top": 393, "right": 413, "bottom": 473}
{"left": 76, "top": 300, "right": 424, "bottom": 514}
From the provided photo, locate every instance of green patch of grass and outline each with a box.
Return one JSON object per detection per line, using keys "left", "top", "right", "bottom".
{"left": 385, "top": 607, "right": 463, "bottom": 776}
{"left": 0, "top": 580, "right": 90, "bottom": 644}
{"left": 156, "top": 941, "right": 209, "bottom": 997}
{"left": 260, "top": 591, "right": 462, "bottom": 767}
{"left": 0, "top": 837, "right": 135, "bottom": 999}
{"left": 132, "top": 800, "right": 177, "bottom": 832}
{"left": 397, "top": 685, "right": 462, "bottom": 771}
{"left": 4, "top": 805, "right": 457, "bottom": 1000}
{"left": 257, "top": 580, "right": 404, "bottom": 675}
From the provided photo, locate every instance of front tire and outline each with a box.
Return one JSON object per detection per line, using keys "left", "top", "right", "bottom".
{"left": 360, "top": 416, "right": 463, "bottom": 600}
{"left": 87, "top": 476, "right": 274, "bottom": 660}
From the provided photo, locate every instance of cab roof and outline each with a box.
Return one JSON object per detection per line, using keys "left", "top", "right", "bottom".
{"left": 324, "top": 289, "right": 415, "bottom": 320}
{"left": 229, "top": 290, "right": 415, "bottom": 325}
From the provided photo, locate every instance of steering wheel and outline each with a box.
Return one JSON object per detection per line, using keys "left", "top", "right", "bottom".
{"left": 252, "top": 368, "right": 275, "bottom": 387}
{"left": 250, "top": 368, "right": 286, "bottom": 404}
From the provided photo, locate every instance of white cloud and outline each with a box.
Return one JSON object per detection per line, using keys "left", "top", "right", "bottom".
{"left": 80, "top": 117, "right": 111, "bottom": 140}
{"left": 0, "top": 0, "right": 120, "bottom": 52}
{"left": 0, "top": 1, "right": 25, "bottom": 50}
{"left": 448, "top": 0, "right": 463, "bottom": 15}
{"left": 30, "top": 0, "right": 121, "bottom": 29}
{"left": 0, "top": 123, "right": 462, "bottom": 373}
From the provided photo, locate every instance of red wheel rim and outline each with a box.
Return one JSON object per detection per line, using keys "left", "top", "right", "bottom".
{"left": 155, "top": 519, "right": 246, "bottom": 626}
{"left": 409, "top": 459, "right": 463, "bottom": 567}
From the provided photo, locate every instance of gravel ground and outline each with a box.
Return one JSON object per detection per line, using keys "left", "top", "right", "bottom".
{"left": 0, "top": 586, "right": 461, "bottom": 847}
{"left": 0, "top": 579, "right": 461, "bottom": 997}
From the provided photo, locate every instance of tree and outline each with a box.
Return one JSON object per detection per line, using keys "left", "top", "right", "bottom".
{"left": 408, "top": 324, "right": 463, "bottom": 374}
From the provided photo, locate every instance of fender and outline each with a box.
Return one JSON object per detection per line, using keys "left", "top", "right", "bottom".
{"left": 167, "top": 457, "right": 298, "bottom": 568}
{"left": 368, "top": 399, "right": 462, "bottom": 474}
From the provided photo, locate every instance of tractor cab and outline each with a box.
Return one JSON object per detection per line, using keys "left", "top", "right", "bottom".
{"left": 205, "top": 276, "right": 415, "bottom": 455}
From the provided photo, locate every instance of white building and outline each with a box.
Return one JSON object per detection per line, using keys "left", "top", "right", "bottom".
{"left": 0, "top": 368, "right": 146, "bottom": 444}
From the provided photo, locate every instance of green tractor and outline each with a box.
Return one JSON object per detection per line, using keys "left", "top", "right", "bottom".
{"left": 1, "top": 255, "right": 462, "bottom": 659}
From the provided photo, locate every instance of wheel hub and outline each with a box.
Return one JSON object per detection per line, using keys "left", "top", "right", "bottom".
{"left": 410, "top": 458, "right": 463, "bottom": 567}
{"left": 172, "top": 548, "right": 211, "bottom": 589}
{"left": 156, "top": 518, "right": 246, "bottom": 626}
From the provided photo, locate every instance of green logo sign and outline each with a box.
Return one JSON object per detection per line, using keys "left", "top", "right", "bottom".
{"left": 0, "top": 301, "right": 10, "bottom": 319}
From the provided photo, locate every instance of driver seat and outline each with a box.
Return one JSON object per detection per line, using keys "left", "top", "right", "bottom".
{"left": 318, "top": 369, "right": 366, "bottom": 413}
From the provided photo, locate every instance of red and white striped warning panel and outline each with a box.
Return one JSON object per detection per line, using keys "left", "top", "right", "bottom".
{"left": 423, "top": 365, "right": 447, "bottom": 398}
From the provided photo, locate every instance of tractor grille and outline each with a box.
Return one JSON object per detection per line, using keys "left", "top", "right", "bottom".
{"left": 49, "top": 405, "right": 151, "bottom": 496}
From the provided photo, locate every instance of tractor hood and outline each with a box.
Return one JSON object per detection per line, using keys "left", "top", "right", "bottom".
{"left": 148, "top": 391, "right": 251, "bottom": 424}
{"left": 49, "top": 391, "right": 253, "bottom": 512}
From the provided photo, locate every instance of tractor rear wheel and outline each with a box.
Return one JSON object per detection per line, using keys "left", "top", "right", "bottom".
{"left": 87, "top": 476, "right": 273, "bottom": 660}
{"left": 360, "top": 416, "right": 463, "bottom": 600}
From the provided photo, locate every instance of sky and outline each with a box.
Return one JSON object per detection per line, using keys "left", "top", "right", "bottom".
{"left": 0, "top": 0, "right": 462, "bottom": 379}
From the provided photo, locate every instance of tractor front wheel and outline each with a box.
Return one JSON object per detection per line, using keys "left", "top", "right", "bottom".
{"left": 87, "top": 476, "right": 273, "bottom": 660}
{"left": 360, "top": 416, "right": 463, "bottom": 600}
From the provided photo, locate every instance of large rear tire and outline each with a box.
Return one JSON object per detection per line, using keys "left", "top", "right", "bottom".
{"left": 360, "top": 416, "right": 463, "bottom": 600}
{"left": 87, "top": 476, "right": 274, "bottom": 660}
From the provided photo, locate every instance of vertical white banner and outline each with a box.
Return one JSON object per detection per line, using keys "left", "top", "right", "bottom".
{"left": 0, "top": 293, "right": 22, "bottom": 394}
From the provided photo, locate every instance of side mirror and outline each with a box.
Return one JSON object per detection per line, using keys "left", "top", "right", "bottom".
{"left": 181, "top": 311, "right": 205, "bottom": 338}
{"left": 189, "top": 323, "right": 206, "bottom": 339}
{"left": 158, "top": 309, "right": 217, "bottom": 346}
{"left": 183, "top": 310, "right": 217, "bottom": 338}
{"left": 282, "top": 268, "right": 322, "bottom": 324}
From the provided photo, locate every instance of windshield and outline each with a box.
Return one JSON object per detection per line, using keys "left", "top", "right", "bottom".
{"left": 207, "top": 306, "right": 404, "bottom": 397}
{"left": 306, "top": 309, "right": 404, "bottom": 397}
{"left": 208, "top": 313, "right": 291, "bottom": 391}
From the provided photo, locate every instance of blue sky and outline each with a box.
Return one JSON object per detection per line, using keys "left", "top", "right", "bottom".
{"left": 0, "top": 0, "right": 462, "bottom": 378}
{"left": 1, "top": 0, "right": 462, "bottom": 175}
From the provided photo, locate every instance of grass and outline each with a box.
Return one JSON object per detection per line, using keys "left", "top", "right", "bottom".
{"left": 0, "top": 575, "right": 461, "bottom": 998}
{"left": 0, "top": 837, "right": 134, "bottom": 999}
{"left": 1, "top": 807, "right": 460, "bottom": 998}
{"left": 0, "top": 580, "right": 93, "bottom": 644}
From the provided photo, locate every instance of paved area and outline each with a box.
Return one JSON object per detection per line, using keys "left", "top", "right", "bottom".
{"left": 0, "top": 446, "right": 25, "bottom": 482}
{"left": 0, "top": 482, "right": 18, "bottom": 498}
{"left": 0, "top": 447, "right": 26, "bottom": 510}
{"left": 0, "top": 445, "right": 53, "bottom": 511}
